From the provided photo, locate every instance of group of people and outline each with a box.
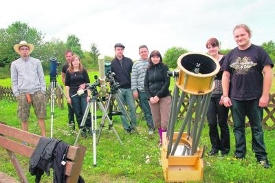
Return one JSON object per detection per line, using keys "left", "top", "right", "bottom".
{"left": 110, "top": 43, "right": 171, "bottom": 146}
{"left": 10, "top": 40, "right": 172, "bottom": 145}
{"left": 205, "top": 24, "right": 273, "bottom": 169}
{"left": 10, "top": 23, "right": 273, "bottom": 169}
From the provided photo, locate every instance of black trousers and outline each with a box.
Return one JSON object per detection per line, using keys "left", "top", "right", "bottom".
{"left": 207, "top": 96, "right": 230, "bottom": 154}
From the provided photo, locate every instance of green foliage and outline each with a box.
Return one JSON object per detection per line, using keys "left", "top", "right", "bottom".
{"left": 219, "top": 48, "right": 231, "bottom": 55}
{"left": 262, "top": 41, "right": 275, "bottom": 64}
{"left": 66, "top": 35, "right": 84, "bottom": 58}
{"left": 89, "top": 42, "right": 100, "bottom": 67}
{"left": 163, "top": 47, "right": 188, "bottom": 69}
{"left": 0, "top": 21, "right": 44, "bottom": 67}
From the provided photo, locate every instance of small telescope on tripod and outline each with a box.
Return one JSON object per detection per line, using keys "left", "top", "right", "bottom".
{"left": 49, "top": 57, "right": 62, "bottom": 138}
{"left": 49, "top": 57, "right": 61, "bottom": 83}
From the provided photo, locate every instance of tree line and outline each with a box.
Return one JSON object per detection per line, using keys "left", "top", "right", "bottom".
{"left": 0, "top": 21, "right": 274, "bottom": 79}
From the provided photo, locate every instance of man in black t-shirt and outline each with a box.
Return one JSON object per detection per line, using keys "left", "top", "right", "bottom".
{"left": 222, "top": 24, "right": 273, "bottom": 169}
{"left": 61, "top": 50, "right": 75, "bottom": 130}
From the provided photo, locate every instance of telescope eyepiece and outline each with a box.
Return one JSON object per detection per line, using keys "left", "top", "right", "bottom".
{"left": 50, "top": 57, "right": 57, "bottom": 62}
{"left": 167, "top": 70, "right": 179, "bottom": 78}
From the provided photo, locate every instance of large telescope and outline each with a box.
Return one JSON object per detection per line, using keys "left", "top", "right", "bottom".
{"left": 161, "top": 53, "right": 220, "bottom": 182}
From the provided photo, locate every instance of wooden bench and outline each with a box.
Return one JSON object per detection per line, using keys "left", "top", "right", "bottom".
{"left": 0, "top": 122, "right": 86, "bottom": 183}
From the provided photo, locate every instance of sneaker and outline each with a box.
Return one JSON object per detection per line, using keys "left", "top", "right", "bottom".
{"left": 258, "top": 160, "right": 271, "bottom": 169}
{"left": 148, "top": 129, "right": 154, "bottom": 135}
{"left": 207, "top": 150, "right": 218, "bottom": 156}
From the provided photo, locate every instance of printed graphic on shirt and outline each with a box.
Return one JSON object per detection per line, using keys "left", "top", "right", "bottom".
{"left": 230, "top": 56, "right": 257, "bottom": 75}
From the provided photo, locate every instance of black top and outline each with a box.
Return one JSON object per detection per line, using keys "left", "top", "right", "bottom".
{"left": 111, "top": 56, "right": 133, "bottom": 89}
{"left": 62, "top": 63, "right": 69, "bottom": 74}
{"left": 144, "top": 62, "right": 171, "bottom": 98}
{"left": 65, "top": 69, "right": 90, "bottom": 95}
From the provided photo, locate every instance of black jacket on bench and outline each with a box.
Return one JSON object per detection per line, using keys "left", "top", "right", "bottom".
{"left": 29, "top": 137, "right": 69, "bottom": 183}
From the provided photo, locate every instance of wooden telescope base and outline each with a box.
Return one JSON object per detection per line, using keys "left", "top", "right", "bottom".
{"left": 161, "top": 132, "right": 204, "bottom": 182}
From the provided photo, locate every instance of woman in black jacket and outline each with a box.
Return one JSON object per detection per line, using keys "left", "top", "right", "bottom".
{"left": 144, "top": 50, "right": 171, "bottom": 146}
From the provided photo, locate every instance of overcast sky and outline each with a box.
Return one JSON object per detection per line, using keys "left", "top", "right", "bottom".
{"left": 1, "top": 0, "right": 274, "bottom": 60}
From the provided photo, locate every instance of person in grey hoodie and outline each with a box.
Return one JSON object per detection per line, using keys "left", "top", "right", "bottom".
{"left": 11, "top": 41, "right": 46, "bottom": 136}
{"left": 131, "top": 45, "right": 155, "bottom": 135}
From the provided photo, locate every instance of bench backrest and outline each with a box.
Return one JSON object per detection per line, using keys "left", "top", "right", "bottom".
{"left": 0, "top": 122, "right": 86, "bottom": 183}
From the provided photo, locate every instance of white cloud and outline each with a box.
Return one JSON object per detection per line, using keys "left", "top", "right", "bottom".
{"left": 1, "top": 0, "right": 275, "bottom": 60}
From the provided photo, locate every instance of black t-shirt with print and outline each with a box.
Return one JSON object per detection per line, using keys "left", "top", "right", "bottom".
{"left": 223, "top": 44, "right": 273, "bottom": 100}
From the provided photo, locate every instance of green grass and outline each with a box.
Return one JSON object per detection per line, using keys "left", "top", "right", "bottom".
{"left": 0, "top": 72, "right": 275, "bottom": 183}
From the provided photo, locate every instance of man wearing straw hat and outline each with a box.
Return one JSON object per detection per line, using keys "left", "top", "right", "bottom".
{"left": 11, "top": 41, "right": 47, "bottom": 136}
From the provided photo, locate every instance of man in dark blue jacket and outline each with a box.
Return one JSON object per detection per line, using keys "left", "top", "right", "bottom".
{"left": 111, "top": 43, "right": 137, "bottom": 133}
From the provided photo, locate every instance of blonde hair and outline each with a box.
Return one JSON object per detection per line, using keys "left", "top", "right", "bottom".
{"left": 233, "top": 24, "right": 252, "bottom": 38}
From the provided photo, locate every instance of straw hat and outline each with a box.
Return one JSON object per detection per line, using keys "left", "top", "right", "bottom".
{"left": 14, "top": 41, "right": 34, "bottom": 54}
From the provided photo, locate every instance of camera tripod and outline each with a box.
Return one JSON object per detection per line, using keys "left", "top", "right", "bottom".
{"left": 49, "top": 78, "right": 65, "bottom": 138}
{"left": 73, "top": 83, "right": 123, "bottom": 166}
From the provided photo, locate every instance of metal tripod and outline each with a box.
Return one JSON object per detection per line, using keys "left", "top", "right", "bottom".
{"left": 97, "top": 87, "right": 131, "bottom": 144}
{"left": 73, "top": 85, "right": 123, "bottom": 166}
{"left": 49, "top": 78, "right": 65, "bottom": 138}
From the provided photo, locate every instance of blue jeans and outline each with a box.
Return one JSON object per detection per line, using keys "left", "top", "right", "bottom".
{"left": 207, "top": 96, "right": 230, "bottom": 154}
{"left": 231, "top": 99, "right": 268, "bottom": 160}
{"left": 138, "top": 91, "right": 154, "bottom": 130}
{"left": 71, "top": 93, "right": 91, "bottom": 129}
{"left": 117, "top": 88, "right": 137, "bottom": 130}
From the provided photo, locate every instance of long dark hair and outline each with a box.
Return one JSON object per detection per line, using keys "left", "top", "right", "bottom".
{"left": 148, "top": 50, "right": 162, "bottom": 67}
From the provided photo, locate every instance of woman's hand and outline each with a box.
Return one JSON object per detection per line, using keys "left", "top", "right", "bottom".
{"left": 150, "top": 96, "right": 159, "bottom": 104}
{"left": 67, "top": 97, "right": 72, "bottom": 105}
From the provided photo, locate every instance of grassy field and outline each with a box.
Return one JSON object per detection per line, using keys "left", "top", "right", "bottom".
{"left": 0, "top": 71, "right": 275, "bottom": 183}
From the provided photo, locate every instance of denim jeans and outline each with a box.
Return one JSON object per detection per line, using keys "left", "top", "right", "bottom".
{"left": 71, "top": 93, "right": 91, "bottom": 129}
{"left": 117, "top": 88, "right": 137, "bottom": 130}
{"left": 138, "top": 91, "right": 154, "bottom": 130}
{"left": 207, "top": 96, "right": 230, "bottom": 153}
{"left": 231, "top": 99, "right": 268, "bottom": 160}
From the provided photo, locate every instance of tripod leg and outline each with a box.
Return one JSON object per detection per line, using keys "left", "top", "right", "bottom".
{"left": 97, "top": 101, "right": 123, "bottom": 145}
{"left": 97, "top": 94, "right": 112, "bottom": 143}
{"left": 91, "top": 100, "right": 97, "bottom": 166}
{"left": 74, "top": 102, "right": 92, "bottom": 145}
{"left": 50, "top": 82, "right": 56, "bottom": 138}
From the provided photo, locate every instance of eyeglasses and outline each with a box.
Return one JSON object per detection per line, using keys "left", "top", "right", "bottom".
{"left": 20, "top": 48, "right": 29, "bottom": 51}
